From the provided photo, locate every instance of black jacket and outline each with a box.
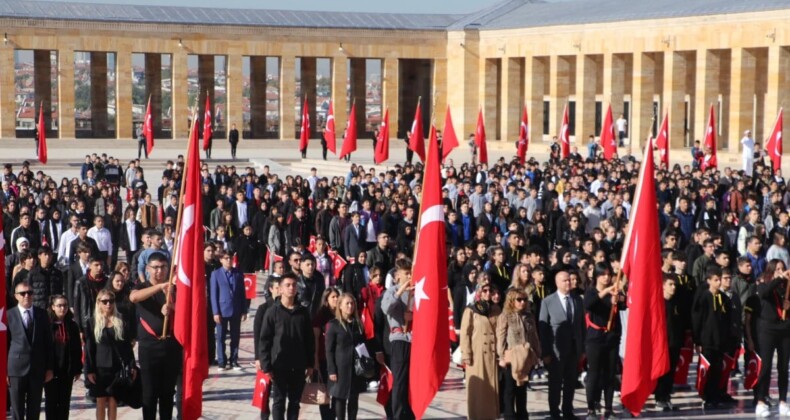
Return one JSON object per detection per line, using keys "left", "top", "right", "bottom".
{"left": 692, "top": 289, "right": 733, "bottom": 353}
{"left": 50, "top": 316, "right": 83, "bottom": 378}
{"left": 73, "top": 274, "right": 108, "bottom": 332}
{"left": 326, "top": 318, "right": 368, "bottom": 399}
{"left": 254, "top": 298, "right": 278, "bottom": 360}
{"left": 7, "top": 306, "right": 54, "bottom": 378}
{"left": 259, "top": 300, "right": 315, "bottom": 373}
{"left": 25, "top": 265, "right": 64, "bottom": 310}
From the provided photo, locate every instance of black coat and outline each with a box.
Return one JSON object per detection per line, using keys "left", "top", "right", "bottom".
{"left": 325, "top": 318, "right": 367, "bottom": 399}
{"left": 25, "top": 265, "right": 64, "bottom": 310}
{"left": 234, "top": 234, "right": 261, "bottom": 274}
{"left": 50, "top": 316, "right": 83, "bottom": 378}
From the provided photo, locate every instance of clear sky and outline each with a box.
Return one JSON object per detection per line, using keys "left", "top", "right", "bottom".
{"left": 41, "top": 0, "right": 507, "bottom": 14}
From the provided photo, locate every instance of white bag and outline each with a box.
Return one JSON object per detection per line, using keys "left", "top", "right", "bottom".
{"left": 452, "top": 347, "right": 463, "bottom": 365}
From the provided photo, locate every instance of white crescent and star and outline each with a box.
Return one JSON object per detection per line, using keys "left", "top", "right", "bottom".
{"left": 414, "top": 277, "right": 429, "bottom": 311}
{"left": 177, "top": 204, "right": 195, "bottom": 287}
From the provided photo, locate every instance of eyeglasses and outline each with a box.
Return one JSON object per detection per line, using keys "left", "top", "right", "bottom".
{"left": 99, "top": 299, "right": 115, "bottom": 305}
{"left": 515, "top": 298, "right": 527, "bottom": 303}
{"left": 15, "top": 291, "right": 32, "bottom": 296}
{"left": 291, "top": 258, "right": 302, "bottom": 263}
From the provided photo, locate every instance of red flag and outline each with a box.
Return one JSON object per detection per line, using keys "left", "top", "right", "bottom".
{"left": 174, "top": 116, "right": 208, "bottom": 420}
{"left": 696, "top": 353, "right": 711, "bottom": 397}
{"left": 441, "top": 105, "right": 459, "bottom": 163}
{"left": 202, "top": 95, "right": 212, "bottom": 152}
{"left": 560, "top": 103, "right": 570, "bottom": 159}
{"left": 377, "top": 367, "right": 394, "bottom": 406}
{"left": 244, "top": 273, "right": 257, "bottom": 300}
{"left": 37, "top": 102, "right": 47, "bottom": 164}
{"left": 361, "top": 303, "right": 375, "bottom": 339}
{"left": 143, "top": 96, "right": 155, "bottom": 156}
{"left": 517, "top": 105, "right": 528, "bottom": 164}
{"left": 702, "top": 104, "right": 717, "bottom": 170}
{"left": 0, "top": 212, "right": 8, "bottom": 414}
{"left": 328, "top": 250, "right": 347, "bottom": 279}
{"left": 766, "top": 108, "right": 783, "bottom": 172}
{"left": 339, "top": 102, "right": 357, "bottom": 160}
{"left": 263, "top": 246, "right": 284, "bottom": 271}
{"left": 375, "top": 108, "right": 390, "bottom": 164}
{"left": 654, "top": 112, "right": 669, "bottom": 169}
{"left": 251, "top": 371, "right": 272, "bottom": 413}
{"left": 409, "top": 100, "right": 426, "bottom": 162}
{"left": 719, "top": 353, "right": 735, "bottom": 389}
{"left": 324, "top": 100, "right": 337, "bottom": 154}
{"left": 307, "top": 235, "right": 317, "bottom": 254}
{"left": 744, "top": 351, "right": 762, "bottom": 390}
{"left": 409, "top": 121, "right": 450, "bottom": 419}
{"left": 448, "top": 308, "right": 457, "bottom": 342}
{"left": 299, "top": 97, "right": 310, "bottom": 153}
{"left": 619, "top": 140, "right": 669, "bottom": 416}
{"left": 673, "top": 347, "right": 693, "bottom": 385}
{"left": 475, "top": 108, "right": 488, "bottom": 164}
{"left": 601, "top": 104, "right": 617, "bottom": 160}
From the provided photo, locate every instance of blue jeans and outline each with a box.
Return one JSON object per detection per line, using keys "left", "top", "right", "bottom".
{"left": 215, "top": 315, "right": 241, "bottom": 365}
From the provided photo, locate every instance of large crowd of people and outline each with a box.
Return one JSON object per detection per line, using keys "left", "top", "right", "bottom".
{"left": 1, "top": 128, "right": 789, "bottom": 420}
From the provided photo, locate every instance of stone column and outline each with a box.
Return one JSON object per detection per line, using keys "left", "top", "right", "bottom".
{"left": 0, "top": 46, "right": 16, "bottom": 138}
{"left": 144, "top": 53, "right": 163, "bottom": 136}
{"left": 300, "top": 57, "right": 318, "bottom": 137}
{"left": 279, "top": 55, "right": 295, "bottom": 139}
{"left": 90, "top": 52, "right": 109, "bottom": 137}
{"left": 249, "top": 56, "right": 267, "bottom": 138}
{"left": 729, "top": 48, "right": 757, "bottom": 153}
{"left": 56, "top": 49, "right": 74, "bottom": 139}
{"left": 501, "top": 58, "right": 523, "bottom": 142}
{"left": 524, "top": 56, "right": 546, "bottom": 144}
{"left": 171, "top": 50, "right": 189, "bottom": 138}
{"left": 226, "top": 52, "right": 243, "bottom": 139}
{"left": 603, "top": 54, "right": 626, "bottom": 137}
{"left": 115, "top": 46, "right": 133, "bottom": 139}
{"left": 765, "top": 46, "right": 789, "bottom": 146}
{"left": 349, "top": 58, "right": 367, "bottom": 135}
{"left": 35, "top": 50, "right": 54, "bottom": 137}
{"left": 576, "top": 54, "right": 597, "bottom": 142}
{"left": 632, "top": 52, "right": 656, "bottom": 147}
{"left": 663, "top": 51, "right": 686, "bottom": 149}
{"left": 432, "top": 58, "right": 447, "bottom": 136}
{"left": 482, "top": 59, "right": 500, "bottom": 140}
{"left": 549, "top": 55, "right": 571, "bottom": 139}
{"left": 695, "top": 50, "right": 720, "bottom": 147}
{"left": 382, "top": 57, "right": 399, "bottom": 139}
{"left": 331, "top": 56, "right": 348, "bottom": 138}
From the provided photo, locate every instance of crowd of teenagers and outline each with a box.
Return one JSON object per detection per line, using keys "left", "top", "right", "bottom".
{"left": 0, "top": 129, "right": 788, "bottom": 420}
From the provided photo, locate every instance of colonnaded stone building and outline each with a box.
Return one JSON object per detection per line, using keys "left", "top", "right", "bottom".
{"left": 0, "top": 0, "right": 788, "bottom": 154}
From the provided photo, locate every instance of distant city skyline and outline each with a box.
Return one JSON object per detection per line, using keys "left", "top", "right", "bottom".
{"left": 40, "top": 0, "right": 507, "bottom": 14}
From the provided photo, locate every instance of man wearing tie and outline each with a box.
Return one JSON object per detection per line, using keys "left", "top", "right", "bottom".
{"left": 7, "top": 281, "right": 54, "bottom": 420}
{"left": 342, "top": 212, "right": 366, "bottom": 261}
{"left": 539, "top": 271, "right": 585, "bottom": 420}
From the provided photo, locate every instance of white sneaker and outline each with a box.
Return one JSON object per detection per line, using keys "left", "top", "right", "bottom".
{"left": 756, "top": 402, "right": 771, "bottom": 418}
{"left": 780, "top": 401, "right": 790, "bottom": 416}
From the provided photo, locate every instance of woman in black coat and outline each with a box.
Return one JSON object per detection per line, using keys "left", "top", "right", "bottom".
{"left": 326, "top": 293, "right": 368, "bottom": 420}
{"left": 234, "top": 223, "right": 262, "bottom": 273}
{"left": 341, "top": 250, "right": 369, "bottom": 303}
{"left": 45, "top": 295, "right": 83, "bottom": 420}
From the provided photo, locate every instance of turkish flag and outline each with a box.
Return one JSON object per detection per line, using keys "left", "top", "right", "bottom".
{"left": 441, "top": 105, "right": 459, "bottom": 163}
{"left": 601, "top": 104, "right": 617, "bottom": 160}
{"left": 339, "top": 102, "right": 358, "bottom": 160}
{"left": 0, "top": 212, "right": 8, "bottom": 414}
{"left": 448, "top": 308, "right": 457, "bottom": 342}
{"left": 654, "top": 112, "right": 669, "bottom": 169}
{"left": 766, "top": 108, "right": 783, "bottom": 172}
{"left": 375, "top": 108, "right": 390, "bottom": 164}
{"left": 719, "top": 353, "right": 735, "bottom": 389}
{"left": 263, "top": 247, "right": 284, "bottom": 271}
{"left": 202, "top": 95, "right": 212, "bottom": 152}
{"left": 475, "top": 108, "right": 488, "bottom": 164}
{"left": 324, "top": 100, "right": 337, "bottom": 154}
{"left": 174, "top": 117, "right": 209, "bottom": 420}
{"left": 251, "top": 370, "right": 272, "bottom": 413}
{"left": 673, "top": 347, "right": 693, "bottom": 385}
{"left": 377, "top": 366, "right": 394, "bottom": 407}
{"left": 744, "top": 351, "right": 762, "bottom": 390}
{"left": 143, "top": 96, "right": 155, "bottom": 156}
{"left": 619, "top": 141, "right": 669, "bottom": 416}
{"left": 560, "top": 103, "right": 571, "bottom": 159}
{"left": 307, "top": 235, "right": 317, "bottom": 254}
{"left": 299, "top": 97, "right": 310, "bottom": 152}
{"left": 328, "top": 250, "right": 347, "bottom": 279}
{"left": 361, "top": 303, "right": 375, "bottom": 340}
{"left": 702, "top": 104, "right": 717, "bottom": 170}
{"left": 409, "top": 100, "right": 426, "bottom": 162}
{"left": 244, "top": 273, "right": 257, "bottom": 300}
{"left": 517, "top": 105, "right": 528, "bottom": 164}
{"left": 409, "top": 122, "right": 450, "bottom": 419}
{"left": 696, "top": 353, "right": 711, "bottom": 397}
{"left": 37, "top": 102, "right": 47, "bottom": 165}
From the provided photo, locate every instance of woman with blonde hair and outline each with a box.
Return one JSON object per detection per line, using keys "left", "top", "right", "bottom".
{"left": 460, "top": 279, "right": 502, "bottom": 420}
{"left": 84, "top": 290, "right": 137, "bottom": 420}
{"left": 325, "top": 293, "right": 369, "bottom": 420}
{"left": 497, "top": 288, "right": 542, "bottom": 419}
{"left": 510, "top": 263, "right": 533, "bottom": 294}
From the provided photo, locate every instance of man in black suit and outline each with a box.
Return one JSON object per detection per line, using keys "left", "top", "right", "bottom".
{"left": 539, "top": 271, "right": 585, "bottom": 420}
{"left": 342, "top": 212, "right": 366, "bottom": 260}
{"left": 7, "top": 281, "right": 54, "bottom": 420}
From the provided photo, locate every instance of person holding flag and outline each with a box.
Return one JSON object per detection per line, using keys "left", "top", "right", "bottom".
{"left": 517, "top": 105, "right": 528, "bottom": 164}
{"left": 299, "top": 98, "right": 310, "bottom": 159}
{"left": 203, "top": 95, "right": 213, "bottom": 159}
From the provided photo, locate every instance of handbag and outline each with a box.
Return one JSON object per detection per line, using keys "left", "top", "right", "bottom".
{"left": 301, "top": 372, "right": 329, "bottom": 405}
{"left": 354, "top": 350, "right": 377, "bottom": 379}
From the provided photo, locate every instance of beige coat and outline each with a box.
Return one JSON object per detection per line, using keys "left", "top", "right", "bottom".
{"left": 460, "top": 305, "right": 501, "bottom": 420}
{"left": 496, "top": 311, "right": 542, "bottom": 386}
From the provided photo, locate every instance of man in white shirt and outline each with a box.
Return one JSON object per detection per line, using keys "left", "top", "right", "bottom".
{"left": 615, "top": 114, "right": 628, "bottom": 147}
{"left": 56, "top": 215, "right": 80, "bottom": 268}
{"left": 87, "top": 215, "right": 113, "bottom": 267}
{"left": 741, "top": 130, "right": 755, "bottom": 177}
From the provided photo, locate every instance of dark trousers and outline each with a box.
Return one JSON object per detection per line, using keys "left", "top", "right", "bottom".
{"left": 701, "top": 349, "right": 723, "bottom": 403}
{"left": 230, "top": 142, "right": 238, "bottom": 158}
{"left": 207, "top": 310, "right": 216, "bottom": 365}
{"left": 654, "top": 346, "right": 680, "bottom": 402}
{"left": 140, "top": 339, "right": 182, "bottom": 420}
{"left": 547, "top": 350, "right": 578, "bottom": 418}
{"left": 138, "top": 141, "right": 148, "bottom": 159}
{"left": 318, "top": 362, "right": 334, "bottom": 420}
{"left": 205, "top": 142, "right": 212, "bottom": 159}
{"left": 390, "top": 341, "right": 415, "bottom": 420}
{"left": 44, "top": 374, "right": 73, "bottom": 420}
{"left": 405, "top": 149, "right": 413, "bottom": 164}
{"left": 301, "top": 148, "right": 307, "bottom": 159}
{"left": 9, "top": 375, "right": 44, "bottom": 420}
{"left": 271, "top": 366, "right": 306, "bottom": 420}
{"left": 502, "top": 365, "right": 528, "bottom": 420}
{"left": 216, "top": 315, "right": 241, "bottom": 365}
{"left": 757, "top": 331, "right": 790, "bottom": 402}
{"left": 344, "top": 154, "right": 351, "bottom": 162}
{"left": 585, "top": 340, "right": 619, "bottom": 411}
{"left": 322, "top": 146, "right": 328, "bottom": 160}
{"left": 333, "top": 395, "right": 359, "bottom": 420}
